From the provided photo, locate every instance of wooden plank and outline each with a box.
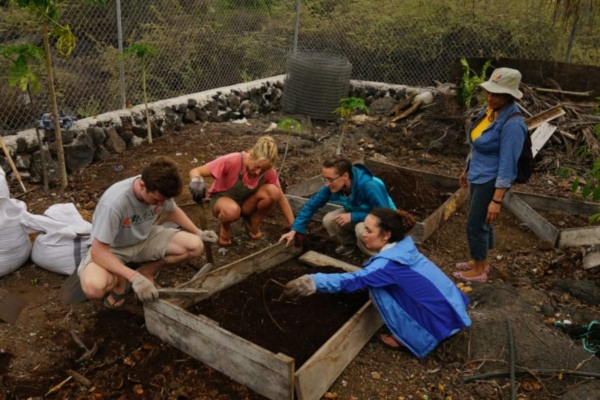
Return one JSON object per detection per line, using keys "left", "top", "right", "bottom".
{"left": 503, "top": 191, "right": 560, "bottom": 245}
{"left": 512, "top": 191, "right": 599, "bottom": 216}
{"left": 530, "top": 122, "right": 557, "bottom": 157}
{"left": 145, "top": 300, "right": 294, "bottom": 400}
{"left": 171, "top": 242, "right": 302, "bottom": 308}
{"left": 299, "top": 251, "right": 361, "bottom": 272}
{"left": 286, "top": 175, "right": 323, "bottom": 197}
{"left": 583, "top": 251, "right": 600, "bottom": 270}
{"left": 420, "top": 187, "right": 469, "bottom": 243}
{"left": 556, "top": 226, "right": 600, "bottom": 248}
{"left": 286, "top": 194, "right": 342, "bottom": 222}
{"left": 524, "top": 105, "right": 565, "bottom": 131}
{"left": 364, "top": 159, "right": 461, "bottom": 192}
{"left": 295, "top": 301, "right": 384, "bottom": 400}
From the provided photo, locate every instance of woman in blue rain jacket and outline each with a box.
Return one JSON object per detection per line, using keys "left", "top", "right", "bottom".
{"left": 283, "top": 208, "right": 471, "bottom": 359}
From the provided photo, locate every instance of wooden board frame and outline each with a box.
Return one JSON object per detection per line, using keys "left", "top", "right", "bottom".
{"left": 144, "top": 243, "right": 382, "bottom": 400}
{"left": 284, "top": 159, "right": 600, "bottom": 248}
{"left": 286, "top": 159, "right": 468, "bottom": 244}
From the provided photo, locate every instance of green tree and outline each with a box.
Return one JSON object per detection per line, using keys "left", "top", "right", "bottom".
{"left": 120, "top": 44, "right": 156, "bottom": 144}
{"left": 0, "top": 44, "right": 49, "bottom": 190}
{"left": 333, "top": 97, "right": 369, "bottom": 156}
{"left": 15, "top": 0, "right": 106, "bottom": 189}
{"left": 544, "top": 0, "right": 600, "bottom": 62}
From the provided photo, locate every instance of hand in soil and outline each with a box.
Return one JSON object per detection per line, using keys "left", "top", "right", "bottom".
{"left": 279, "top": 229, "right": 297, "bottom": 247}
{"left": 283, "top": 275, "right": 316, "bottom": 299}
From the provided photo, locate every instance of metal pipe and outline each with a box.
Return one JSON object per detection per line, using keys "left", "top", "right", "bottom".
{"left": 292, "top": 0, "right": 301, "bottom": 54}
{"left": 116, "top": 0, "right": 126, "bottom": 109}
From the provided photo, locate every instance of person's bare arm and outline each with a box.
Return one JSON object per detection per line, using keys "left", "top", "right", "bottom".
{"left": 189, "top": 165, "right": 212, "bottom": 180}
{"left": 164, "top": 207, "right": 200, "bottom": 234}
{"left": 277, "top": 187, "right": 295, "bottom": 226}
{"left": 90, "top": 239, "right": 136, "bottom": 280}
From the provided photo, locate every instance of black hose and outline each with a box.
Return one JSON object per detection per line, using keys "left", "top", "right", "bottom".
{"left": 508, "top": 320, "right": 516, "bottom": 400}
{"left": 464, "top": 368, "right": 600, "bottom": 383}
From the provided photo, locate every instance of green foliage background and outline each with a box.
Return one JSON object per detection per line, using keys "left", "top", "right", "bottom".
{"left": 1, "top": 0, "right": 599, "bottom": 131}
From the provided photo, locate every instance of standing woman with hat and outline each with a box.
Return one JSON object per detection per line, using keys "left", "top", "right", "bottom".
{"left": 453, "top": 68, "right": 527, "bottom": 283}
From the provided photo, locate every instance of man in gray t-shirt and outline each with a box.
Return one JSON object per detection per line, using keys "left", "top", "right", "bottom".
{"left": 78, "top": 156, "right": 217, "bottom": 309}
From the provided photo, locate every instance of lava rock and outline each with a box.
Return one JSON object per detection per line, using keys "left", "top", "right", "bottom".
{"left": 104, "top": 128, "right": 127, "bottom": 154}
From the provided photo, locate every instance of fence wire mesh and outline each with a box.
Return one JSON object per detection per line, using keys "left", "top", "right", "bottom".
{"left": 1, "top": 0, "right": 599, "bottom": 133}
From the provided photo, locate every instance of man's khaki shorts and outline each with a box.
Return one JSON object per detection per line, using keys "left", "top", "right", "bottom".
{"left": 77, "top": 226, "right": 178, "bottom": 275}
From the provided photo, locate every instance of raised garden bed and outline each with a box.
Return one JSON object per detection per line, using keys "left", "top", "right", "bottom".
{"left": 144, "top": 243, "right": 384, "bottom": 400}
{"left": 504, "top": 191, "right": 600, "bottom": 248}
{"left": 286, "top": 158, "right": 468, "bottom": 244}
{"left": 189, "top": 262, "right": 368, "bottom": 366}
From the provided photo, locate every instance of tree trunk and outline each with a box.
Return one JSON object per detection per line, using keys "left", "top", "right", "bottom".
{"left": 565, "top": 14, "right": 579, "bottom": 63}
{"left": 142, "top": 58, "right": 152, "bottom": 144}
{"left": 27, "top": 85, "right": 49, "bottom": 191}
{"left": 43, "top": 19, "right": 68, "bottom": 189}
{"left": 335, "top": 117, "right": 350, "bottom": 156}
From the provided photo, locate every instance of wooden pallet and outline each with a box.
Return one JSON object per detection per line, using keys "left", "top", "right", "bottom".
{"left": 144, "top": 243, "right": 383, "bottom": 400}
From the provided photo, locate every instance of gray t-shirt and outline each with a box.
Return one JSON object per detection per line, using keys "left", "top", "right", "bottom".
{"left": 92, "top": 176, "right": 176, "bottom": 248}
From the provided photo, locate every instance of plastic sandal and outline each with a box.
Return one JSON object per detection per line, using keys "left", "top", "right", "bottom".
{"left": 452, "top": 270, "right": 488, "bottom": 283}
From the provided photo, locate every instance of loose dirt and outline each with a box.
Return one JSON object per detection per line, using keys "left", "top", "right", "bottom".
{"left": 1, "top": 107, "right": 599, "bottom": 400}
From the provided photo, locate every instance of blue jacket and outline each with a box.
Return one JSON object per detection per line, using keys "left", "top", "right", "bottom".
{"left": 311, "top": 237, "right": 472, "bottom": 358}
{"left": 291, "top": 164, "right": 396, "bottom": 234}
{"left": 467, "top": 101, "right": 527, "bottom": 188}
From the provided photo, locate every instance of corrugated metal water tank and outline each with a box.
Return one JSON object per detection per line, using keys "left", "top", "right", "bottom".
{"left": 282, "top": 52, "right": 352, "bottom": 120}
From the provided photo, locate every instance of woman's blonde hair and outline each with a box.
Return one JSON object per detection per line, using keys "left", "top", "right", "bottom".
{"left": 248, "top": 136, "right": 278, "bottom": 166}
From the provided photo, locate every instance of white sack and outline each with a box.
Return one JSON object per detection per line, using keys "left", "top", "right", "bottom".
{"left": 0, "top": 168, "right": 8, "bottom": 198}
{"left": 0, "top": 198, "right": 31, "bottom": 276}
{"left": 30, "top": 203, "right": 92, "bottom": 275}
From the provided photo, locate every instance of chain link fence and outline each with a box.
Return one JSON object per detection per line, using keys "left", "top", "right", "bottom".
{"left": 1, "top": 0, "right": 598, "bottom": 134}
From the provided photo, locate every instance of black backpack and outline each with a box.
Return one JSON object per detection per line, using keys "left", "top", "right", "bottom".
{"left": 507, "top": 113, "right": 533, "bottom": 184}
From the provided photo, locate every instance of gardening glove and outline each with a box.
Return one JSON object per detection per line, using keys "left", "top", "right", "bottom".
{"left": 283, "top": 275, "right": 316, "bottom": 300}
{"left": 198, "top": 229, "right": 218, "bottom": 243}
{"left": 129, "top": 273, "right": 158, "bottom": 303}
{"left": 189, "top": 177, "right": 206, "bottom": 203}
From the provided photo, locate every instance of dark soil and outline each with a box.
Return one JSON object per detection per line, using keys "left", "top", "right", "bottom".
{"left": 190, "top": 263, "right": 369, "bottom": 367}
{"left": 376, "top": 167, "right": 448, "bottom": 220}
{"left": 538, "top": 210, "right": 593, "bottom": 230}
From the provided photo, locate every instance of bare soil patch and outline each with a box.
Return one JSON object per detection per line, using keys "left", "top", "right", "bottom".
{"left": 377, "top": 167, "right": 448, "bottom": 220}
{"left": 1, "top": 110, "right": 599, "bottom": 400}
{"left": 190, "top": 263, "right": 368, "bottom": 366}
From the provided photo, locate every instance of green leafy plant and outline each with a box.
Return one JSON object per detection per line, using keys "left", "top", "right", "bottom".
{"left": 458, "top": 57, "right": 492, "bottom": 109}
{"left": 0, "top": 43, "right": 49, "bottom": 189}
{"left": 120, "top": 44, "right": 156, "bottom": 144}
{"left": 15, "top": 0, "right": 106, "bottom": 189}
{"left": 333, "top": 97, "right": 369, "bottom": 156}
{"left": 277, "top": 118, "right": 302, "bottom": 174}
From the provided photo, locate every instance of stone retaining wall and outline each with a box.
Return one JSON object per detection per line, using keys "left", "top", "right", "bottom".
{"left": 0, "top": 75, "right": 430, "bottom": 185}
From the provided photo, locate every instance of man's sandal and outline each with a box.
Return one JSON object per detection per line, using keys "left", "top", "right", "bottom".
{"left": 103, "top": 281, "right": 132, "bottom": 310}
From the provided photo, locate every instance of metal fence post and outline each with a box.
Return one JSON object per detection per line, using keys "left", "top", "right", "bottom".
{"left": 293, "top": 0, "right": 301, "bottom": 54}
{"left": 116, "top": 0, "right": 126, "bottom": 109}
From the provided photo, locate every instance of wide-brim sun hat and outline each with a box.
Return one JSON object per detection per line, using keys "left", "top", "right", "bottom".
{"left": 479, "top": 67, "right": 523, "bottom": 100}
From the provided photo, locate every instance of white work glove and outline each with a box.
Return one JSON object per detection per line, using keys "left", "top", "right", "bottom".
{"left": 283, "top": 275, "right": 316, "bottom": 300}
{"left": 198, "top": 230, "right": 218, "bottom": 243}
{"left": 128, "top": 273, "right": 158, "bottom": 302}
{"left": 189, "top": 177, "right": 206, "bottom": 203}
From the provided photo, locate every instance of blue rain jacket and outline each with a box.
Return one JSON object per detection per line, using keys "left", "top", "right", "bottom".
{"left": 291, "top": 164, "right": 396, "bottom": 234}
{"left": 311, "top": 237, "right": 472, "bottom": 358}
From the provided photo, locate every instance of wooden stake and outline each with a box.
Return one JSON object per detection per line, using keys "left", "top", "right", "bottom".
{"left": 0, "top": 135, "right": 26, "bottom": 193}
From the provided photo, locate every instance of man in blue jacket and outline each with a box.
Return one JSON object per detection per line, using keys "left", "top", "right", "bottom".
{"left": 279, "top": 157, "right": 395, "bottom": 256}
